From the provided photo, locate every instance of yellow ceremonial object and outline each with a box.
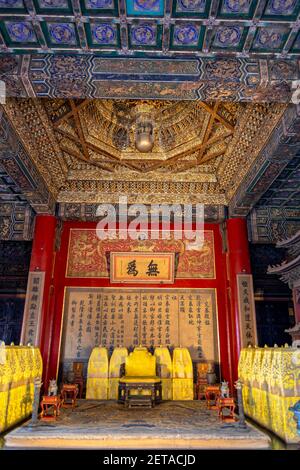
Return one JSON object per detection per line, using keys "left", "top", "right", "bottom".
{"left": 86, "top": 347, "right": 109, "bottom": 399}
{"left": 0, "top": 345, "right": 42, "bottom": 433}
{"left": 238, "top": 347, "right": 253, "bottom": 416}
{"left": 268, "top": 347, "right": 300, "bottom": 443}
{"left": 108, "top": 347, "right": 128, "bottom": 400}
{"left": 154, "top": 347, "right": 172, "bottom": 400}
{"left": 258, "top": 347, "right": 274, "bottom": 429}
{"left": 172, "top": 347, "right": 193, "bottom": 400}
{"left": 238, "top": 346, "right": 300, "bottom": 443}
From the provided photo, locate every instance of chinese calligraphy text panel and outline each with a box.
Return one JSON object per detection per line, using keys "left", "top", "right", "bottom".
{"left": 60, "top": 287, "right": 218, "bottom": 373}
{"left": 66, "top": 229, "right": 215, "bottom": 279}
{"left": 110, "top": 252, "right": 175, "bottom": 283}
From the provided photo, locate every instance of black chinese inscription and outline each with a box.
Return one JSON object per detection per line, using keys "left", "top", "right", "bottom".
{"left": 127, "top": 260, "right": 138, "bottom": 276}
{"left": 146, "top": 260, "right": 160, "bottom": 277}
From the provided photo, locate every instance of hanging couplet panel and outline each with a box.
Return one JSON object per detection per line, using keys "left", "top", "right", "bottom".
{"left": 21, "top": 272, "right": 45, "bottom": 346}
{"left": 237, "top": 274, "right": 258, "bottom": 347}
{"left": 60, "top": 287, "right": 219, "bottom": 373}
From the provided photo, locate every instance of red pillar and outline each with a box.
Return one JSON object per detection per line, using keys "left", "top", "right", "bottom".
{"left": 226, "top": 218, "right": 252, "bottom": 382}
{"left": 28, "top": 214, "right": 57, "bottom": 384}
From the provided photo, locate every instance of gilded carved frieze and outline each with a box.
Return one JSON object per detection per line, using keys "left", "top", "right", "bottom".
{"left": 0, "top": 97, "right": 288, "bottom": 207}
{"left": 3, "top": 98, "right": 67, "bottom": 197}
{"left": 217, "top": 103, "right": 287, "bottom": 199}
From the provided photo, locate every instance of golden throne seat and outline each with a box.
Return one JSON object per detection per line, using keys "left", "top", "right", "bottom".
{"left": 119, "top": 377, "right": 161, "bottom": 384}
{"left": 118, "top": 347, "right": 162, "bottom": 406}
{"left": 119, "top": 347, "right": 158, "bottom": 384}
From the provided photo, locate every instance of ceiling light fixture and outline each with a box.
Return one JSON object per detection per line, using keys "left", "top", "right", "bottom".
{"left": 132, "top": 103, "right": 155, "bottom": 153}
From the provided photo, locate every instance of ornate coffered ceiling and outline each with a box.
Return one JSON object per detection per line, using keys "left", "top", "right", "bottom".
{"left": 230, "top": 102, "right": 300, "bottom": 215}
{"left": 0, "top": 1, "right": 299, "bottom": 101}
{"left": 0, "top": 0, "right": 299, "bottom": 57}
{"left": 1, "top": 97, "right": 288, "bottom": 207}
{"left": 43, "top": 98, "right": 236, "bottom": 174}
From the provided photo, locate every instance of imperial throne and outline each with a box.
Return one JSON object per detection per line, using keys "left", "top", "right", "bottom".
{"left": 118, "top": 347, "right": 162, "bottom": 408}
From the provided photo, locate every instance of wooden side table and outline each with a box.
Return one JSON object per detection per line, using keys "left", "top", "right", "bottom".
{"left": 74, "top": 376, "right": 84, "bottom": 399}
{"left": 205, "top": 385, "right": 221, "bottom": 410}
{"left": 40, "top": 395, "right": 61, "bottom": 421}
{"left": 196, "top": 377, "right": 208, "bottom": 400}
{"left": 61, "top": 384, "right": 78, "bottom": 410}
{"left": 73, "top": 362, "right": 84, "bottom": 398}
{"left": 218, "top": 397, "right": 236, "bottom": 422}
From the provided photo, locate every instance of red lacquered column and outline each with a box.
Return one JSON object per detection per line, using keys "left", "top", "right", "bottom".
{"left": 27, "top": 214, "right": 57, "bottom": 382}
{"left": 226, "top": 218, "right": 252, "bottom": 382}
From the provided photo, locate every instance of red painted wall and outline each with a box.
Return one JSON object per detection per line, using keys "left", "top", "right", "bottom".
{"left": 45, "top": 221, "right": 233, "bottom": 388}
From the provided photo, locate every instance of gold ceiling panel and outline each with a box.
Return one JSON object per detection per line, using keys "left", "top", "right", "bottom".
{"left": 2, "top": 98, "right": 286, "bottom": 205}
{"left": 45, "top": 99, "right": 236, "bottom": 172}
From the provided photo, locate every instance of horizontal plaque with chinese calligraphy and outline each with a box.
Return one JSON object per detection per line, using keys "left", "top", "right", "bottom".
{"left": 59, "top": 287, "right": 219, "bottom": 378}
{"left": 110, "top": 252, "right": 175, "bottom": 284}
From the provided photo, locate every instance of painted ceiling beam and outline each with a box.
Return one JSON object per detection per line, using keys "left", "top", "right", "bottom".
{"left": 0, "top": 54, "right": 299, "bottom": 102}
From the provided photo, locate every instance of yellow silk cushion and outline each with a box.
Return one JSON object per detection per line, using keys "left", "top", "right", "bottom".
{"left": 119, "top": 377, "right": 161, "bottom": 384}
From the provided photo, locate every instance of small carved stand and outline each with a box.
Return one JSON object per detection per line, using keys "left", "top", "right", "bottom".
{"left": 73, "top": 362, "right": 84, "bottom": 399}
{"left": 61, "top": 384, "right": 78, "bottom": 410}
{"left": 196, "top": 377, "right": 208, "bottom": 400}
{"left": 40, "top": 395, "right": 61, "bottom": 421}
{"left": 218, "top": 397, "right": 236, "bottom": 422}
{"left": 205, "top": 385, "right": 221, "bottom": 410}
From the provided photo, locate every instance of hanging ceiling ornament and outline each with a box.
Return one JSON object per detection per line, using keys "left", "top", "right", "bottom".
{"left": 131, "top": 103, "right": 155, "bottom": 153}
